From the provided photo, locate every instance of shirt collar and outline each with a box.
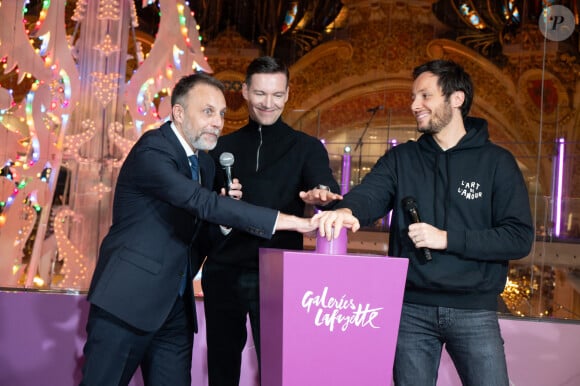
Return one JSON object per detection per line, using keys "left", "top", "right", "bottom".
{"left": 170, "top": 121, "right": 196, "bottom": 157}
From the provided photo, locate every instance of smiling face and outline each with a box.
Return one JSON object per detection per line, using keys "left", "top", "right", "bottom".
{"left": 411, "top": 72, "right": 454, "bottom": 135}
{"left": 172, "top": 82, "right": 226, "bottom": 151}
{"left": 242, "top": 72, "right": 289, "bottom": 126}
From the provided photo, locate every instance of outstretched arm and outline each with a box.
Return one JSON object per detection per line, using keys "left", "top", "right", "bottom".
{"left": 299, "top": 187, "right": 343, "bottom": 206}
{"left": 275, "top": 213, "right": 319, "bottom": 234}
{"left": 312, "top": 208, "right": 361, "bottom": 240}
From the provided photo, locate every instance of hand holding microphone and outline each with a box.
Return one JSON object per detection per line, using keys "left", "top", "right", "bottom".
{"left": 219, "top": 152, "right": 241, "bottom": 200}
{"left": 219, "top": 152, "right": 234, "bottom": 188}
{"left": 402, "top": 196, "right": 432, "bottom": 261}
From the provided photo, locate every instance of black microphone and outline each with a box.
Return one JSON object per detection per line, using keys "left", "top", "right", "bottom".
{"left": 402, "top": 196, "right": 432, "bottom": 261}
{"left": 367, "top": 105, "right": 384, "bottom": 113}
{"left": 219, "top": 152, "right": 235, "bottom": 189}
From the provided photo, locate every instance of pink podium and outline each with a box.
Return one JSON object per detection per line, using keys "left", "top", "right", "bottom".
{"left": 259, "top": 248, "right": 409, "bottom": 386}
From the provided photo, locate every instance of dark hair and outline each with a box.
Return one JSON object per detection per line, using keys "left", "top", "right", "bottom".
{"left": 245, "top": 56, "right": 289, "bottom": 86}
{"left": 171, "top": 72, "right": 225, "bottom": 107}
{"left": 412, "top": 60, "right": 473, "bottom": 118}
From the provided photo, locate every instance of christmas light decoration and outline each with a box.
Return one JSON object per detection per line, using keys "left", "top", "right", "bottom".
{"left": 0, "top": 0, "right": 212, "bottom": 290}
{"left": 62, "top": 119, "right": 96, "bottom": 163}
{"left": 93, "top": 34, "right": 120, "bottom": 57}
{"left": 71, "top": 0, "right": 88, "bottom": 23}
{"left": 107, "top": 121, "right": 136, "bottom": 167}
{"left": 91, "top": 72, "right": 121, "bottom": 106}
{"left": 53, "top": 207, "right": 88, "bottom": 288}
{"left": 97, "top": 0, "right": 121, "bottom": 21}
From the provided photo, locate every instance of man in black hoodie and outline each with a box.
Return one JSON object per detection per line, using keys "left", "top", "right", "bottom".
{"left": 203, "top": 56, "right": 342, "bottom": 386}
{"left": 315, "top": 60, "right": 534, "bottom": 385}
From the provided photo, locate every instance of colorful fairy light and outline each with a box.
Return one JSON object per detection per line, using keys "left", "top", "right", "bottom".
{"left": 38, "top": 31, "right": 51, "bottom": 56}
{"left": 137, "top": 78, "right": 155, "bottom": 116}
{"left": 0, "top": 0, "right": 214, "bottom": 290}
{"left": 24, "top": 93, "right": 41, "bottom": 165}
{"left": 58, "top": 69, "right": 72, "bottom": 107}
{"left": 0, "top": 162, "right": 14, "bottom": 180}
{"left": 173, "top": 45, "right": 185, "bottom": 69}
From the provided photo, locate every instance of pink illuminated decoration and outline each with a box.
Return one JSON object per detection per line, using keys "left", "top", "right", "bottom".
{"left": 108, "top": 121, "right": 137, "bottom": 168}
{"left": 53, "top": 208, "right": 89, "bottom": 288}
{"left": 0, "top": 0, "right": 212, "bottom": 290}
{"left": 553, "top": 137, "right": 565, "bottom": 237}
{"left": 126, "top": 1, "right": 212, "bottom": 133}
{"left": 0, "top": 1, "right": 53, "bottom": 82}
{"left": 62, "top": 119, "right": 96, "bottom": 164}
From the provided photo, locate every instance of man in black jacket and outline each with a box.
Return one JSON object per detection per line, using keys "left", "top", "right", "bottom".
{"left": 203, "top": 56, "right": 341, "bottom": 386}
{"left": 80, "top": 73, "right": 316, "bottom": 386}
{"left": 315, "top": 60, "right": 534, "bottom": 385}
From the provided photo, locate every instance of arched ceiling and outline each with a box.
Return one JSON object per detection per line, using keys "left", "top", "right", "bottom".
{"left": 188, "top": 0, "right": 346, "bottom": 62}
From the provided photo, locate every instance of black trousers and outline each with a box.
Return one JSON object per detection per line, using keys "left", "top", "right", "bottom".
{"left": 80, "top": 295, "right": 194, "bottom": 386}
{"left": 202, "top": 262, "right": 261, "bottom": 386}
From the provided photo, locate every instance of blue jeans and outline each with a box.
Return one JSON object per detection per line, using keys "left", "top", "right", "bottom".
{"left": 393, "top": 303, "right": 509, "bottom": 386}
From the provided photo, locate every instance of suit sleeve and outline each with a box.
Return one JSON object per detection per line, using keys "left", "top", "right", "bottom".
{"left": 126, "top": 140, "right": 278, "bottom": 240}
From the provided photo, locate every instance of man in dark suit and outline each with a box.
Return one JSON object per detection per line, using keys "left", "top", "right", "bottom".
{"left": 80, "top": 73, "right": 315, "bottom": 385}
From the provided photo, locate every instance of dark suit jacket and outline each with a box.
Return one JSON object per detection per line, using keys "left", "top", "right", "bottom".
{"left": 87, "top": 122, "right": 277, "bottom": 332}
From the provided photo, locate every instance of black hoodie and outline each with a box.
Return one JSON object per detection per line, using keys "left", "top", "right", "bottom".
{"left": 338, "top": 117, "right": 534, "bottom": 310}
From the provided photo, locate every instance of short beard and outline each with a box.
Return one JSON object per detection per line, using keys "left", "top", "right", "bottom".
{"left": 188, "top": 133, "right": 218, "bottom": 151}
{"left": 417, "top": 100, "right": 453, "bottom": 135}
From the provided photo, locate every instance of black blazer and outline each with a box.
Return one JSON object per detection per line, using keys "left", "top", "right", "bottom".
{"left": 87, "top": 122, "right": 277, "bottom": 332}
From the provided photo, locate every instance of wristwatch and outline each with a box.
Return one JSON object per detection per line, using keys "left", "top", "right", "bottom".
{"left": 316, "top": 184, "right": 331, "bottom": 191}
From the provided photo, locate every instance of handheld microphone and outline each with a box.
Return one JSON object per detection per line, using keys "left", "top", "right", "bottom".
{"left": 219, "top": 152, "right": 235, "bottom": 189}
{"left": 401, "top": 196, "right": 432, "bottom": 261}
{"left": 367, "top": 105, "right": 384, "bottom": 113}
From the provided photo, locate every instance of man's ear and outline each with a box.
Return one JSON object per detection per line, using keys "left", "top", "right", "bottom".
{"left": 451, "top": 90, "right": 465, "bottom": 109}
{"left": 172, "top": 104, "right": 183, "bottom": 124}
{"left": 241, "top": 82, "right": 249, "bottom": 101}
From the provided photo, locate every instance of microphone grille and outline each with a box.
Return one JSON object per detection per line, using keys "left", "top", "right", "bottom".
{"left": 401, "top": 196, "right": 417, "bottom": 211}
{"left": 219, "top": 152, "right": 235, "bottom": 167}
